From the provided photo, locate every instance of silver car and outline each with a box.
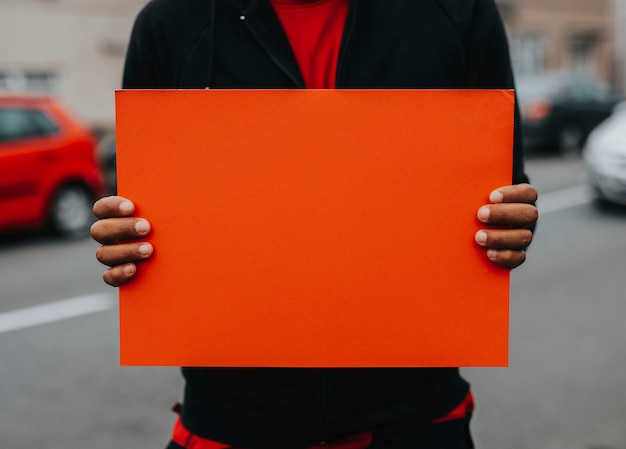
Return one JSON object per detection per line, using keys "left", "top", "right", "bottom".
{"left": 583, "top": 102, "right": 626, "bottom": 205}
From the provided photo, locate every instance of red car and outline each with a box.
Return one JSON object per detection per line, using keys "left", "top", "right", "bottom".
{"left": 0, "top": 93, "right": 106, "bottom": 238}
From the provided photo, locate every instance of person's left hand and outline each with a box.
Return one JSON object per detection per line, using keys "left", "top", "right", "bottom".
{"left": 475, "top": 183, "right": 538, "bottom": 269}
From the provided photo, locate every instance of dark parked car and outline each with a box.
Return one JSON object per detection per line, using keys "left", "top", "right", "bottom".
{"left": 517, "top": 72, "right": 619, "bottom": 155}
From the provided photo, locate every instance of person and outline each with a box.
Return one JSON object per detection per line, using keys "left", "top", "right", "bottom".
{"left": 91, "top": 0, "right": 539, "bottom": 448}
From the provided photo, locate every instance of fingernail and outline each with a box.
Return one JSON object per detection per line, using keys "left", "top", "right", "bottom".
{"left": 475, "top": 231, "right": 487, "bottom": 244}
{"left": 477, "top": 206, "right": 490, "bottom": 221}
{"left": 487, "top": 249, "right": 498, "bottom": 261}
{"left": 120, "top": 201, "right": 134, "bottom": 214}
{"left": 123, "top": 264, "right": 136, "bottom": 276}
{"left": 490, "top": 190, "right": 504, "bottom": 203}
{"left": 139, "top": 243, "right": 152, "bottom": 256}
{"left": 135, "top": 220, "right": 150, "bottom": 233}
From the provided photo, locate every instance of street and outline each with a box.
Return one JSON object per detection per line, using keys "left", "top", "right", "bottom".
{"left": 465, "top": 156, "right": 626, "bottom": 449}
{"left": 1, "top": 154, "right": 625, "bottom": 449}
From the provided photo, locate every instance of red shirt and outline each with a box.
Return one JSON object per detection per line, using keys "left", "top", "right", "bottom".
{"left": 269, "top": 0, "right": 349, "bottom": 88}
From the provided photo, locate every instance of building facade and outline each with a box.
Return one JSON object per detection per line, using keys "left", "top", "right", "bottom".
{"left": 615, "top": 0, "right": 626, "bottom": 95}
{"left": 496, "top": 0, "right": 621, "bottom": 92}
{"left": 1, "top": 0, "right": 624, "bottom": 134}
{"left": 0, "top": 0, "right": 146, "bottom": 134}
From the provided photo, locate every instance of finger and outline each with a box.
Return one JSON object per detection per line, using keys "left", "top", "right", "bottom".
{"left": 475, "top": 229, "right": 533, "bottom": 250}
{"left": 489, "top": 183, "right": 538, "bottom": 204}
{"left": 103, "top": 264, "right": 137, "bottom": 287}
{"left": 95, "top": 242, "right": 153, "bottom": 267}
{"left": 92, "top": 196, "right": 135, "bottom": 219}
{"left": 477, "top": 203, "right": 538, "bottom": 228}
{"left": 486, "top": 249, "right": 527, "bottom": 269}
{"left": 90, "top": 217, "right": 151, "bottom": 245}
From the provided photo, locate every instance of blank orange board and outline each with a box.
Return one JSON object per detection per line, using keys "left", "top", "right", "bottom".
{"left": 115, "top": 89, "right": 514, "bottom": 367}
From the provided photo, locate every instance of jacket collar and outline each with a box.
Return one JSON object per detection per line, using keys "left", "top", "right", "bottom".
{"left": 226, "top": 0, "right": 304, "bottom": 87}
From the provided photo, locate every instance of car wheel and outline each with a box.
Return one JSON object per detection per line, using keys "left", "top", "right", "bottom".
{"left": 49, "top": 184, "right": 94, "bottom": 239}
{"left": 558, "top": 124, "right": 585, "bottom": 156}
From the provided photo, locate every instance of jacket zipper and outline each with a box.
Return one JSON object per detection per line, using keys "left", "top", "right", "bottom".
{"left": 317, "top": 369, "right": 332, "bottom": 444}
{"left": 321, "top": 2, "right": 354, "bottom": 437}
{"left": 239, "top": 0, "right": 305, "bottom": 87}
{"left": 335, "top": 0, "right": 357, "bottom": 88}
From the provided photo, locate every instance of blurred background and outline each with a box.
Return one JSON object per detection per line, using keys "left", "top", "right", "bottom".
{"left": 1, "top": 0, "right": 626, "bottom": 448}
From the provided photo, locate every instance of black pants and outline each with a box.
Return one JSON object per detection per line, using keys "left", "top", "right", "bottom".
{"left": 165, "top": 414, "right": 474, "bottom": 449}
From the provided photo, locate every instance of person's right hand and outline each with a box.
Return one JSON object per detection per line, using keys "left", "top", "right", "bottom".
{"left": 90, "top": 196, "right": 153, "bottom": 287}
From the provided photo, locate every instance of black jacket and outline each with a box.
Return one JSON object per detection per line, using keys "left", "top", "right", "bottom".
{"left": 123, "top": 0, "right": 528, "bottom": 447}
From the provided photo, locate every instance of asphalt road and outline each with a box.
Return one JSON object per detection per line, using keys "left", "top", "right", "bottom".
{"left": 465, "top": 155, "right": 626, "bottom": 449}
{"left": 1, "top": 154, "right": 625, "bottom": 449}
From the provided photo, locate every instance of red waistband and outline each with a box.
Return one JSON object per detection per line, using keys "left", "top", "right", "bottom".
{"left": 432, "top": 389, "right": 475, "bottom": 424}
{"left": 171, "top": 390, "right": 474, "bottom": 449}
{"left": 172, "top": 420, "right": 372, "bottom": 449}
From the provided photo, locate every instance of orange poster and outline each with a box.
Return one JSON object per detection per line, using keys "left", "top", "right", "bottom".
{"left": 115, "top": 89, "right": 514, "bottom": 367}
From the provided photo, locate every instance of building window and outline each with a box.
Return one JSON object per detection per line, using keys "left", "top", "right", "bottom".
{"left": 510, "top": 34, "right": 547, "bottom": 76}
{"left": 569, "top": 32, "right": 598, "bottom": 76}
{"left": 0, "top": 70, "right": 58, "bottom": 95}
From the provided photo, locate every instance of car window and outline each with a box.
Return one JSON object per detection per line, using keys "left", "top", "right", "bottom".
{"left": 516, "top": 77, "right": 562, "bottom": 99}
{"left": 0, "top": 107, "right": 59, "bottom": 144}
{"left": 28, "top": 109, "right": 60, "bottom": 135}
{"left": 585, "top": 83, "right": 615, "bottom": 102}
{"left": 566, "top": 80, "right": 614, "bottom": 103}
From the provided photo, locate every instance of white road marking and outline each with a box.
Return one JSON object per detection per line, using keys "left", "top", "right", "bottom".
{"left": 0, "top": 293, "right": 115, "bottom": 334}
{"left": 536, "top": 184, "right": 593, "bottom": 215}
{"left": 0, "top": 184, "right": 592, "bottom": 335}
